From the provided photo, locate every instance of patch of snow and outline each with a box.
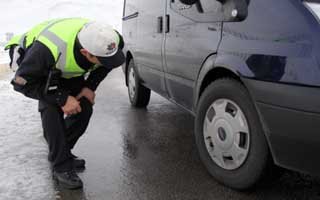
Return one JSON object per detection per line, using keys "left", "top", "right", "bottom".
{"left": 0, "top": 72, "right": 55, "bottom": 200}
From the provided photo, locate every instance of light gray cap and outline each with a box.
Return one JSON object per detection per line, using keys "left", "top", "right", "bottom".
{"left": 78, "top": 21, "right": 125, "bottom": 68}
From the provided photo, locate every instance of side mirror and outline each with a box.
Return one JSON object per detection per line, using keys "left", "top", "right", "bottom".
{"left": 178, "top": 0, "right": 249, "bottom": 22}
{"left": 217, "top": 0, "right": 249, "bottom": 21}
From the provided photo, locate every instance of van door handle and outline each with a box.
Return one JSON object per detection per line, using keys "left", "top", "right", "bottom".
{"left": 165, "top": 15, "right": 170, "bottom": 33}
{"left": 157, "top": 16, "right": 163, "bottom": 33}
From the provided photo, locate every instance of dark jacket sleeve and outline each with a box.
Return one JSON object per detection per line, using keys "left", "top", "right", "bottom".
{"left": 84, "top": 66, "right": 112, "bottom": 91}
{"left": 11, "top": 41, "right": 69, "bottom": 106}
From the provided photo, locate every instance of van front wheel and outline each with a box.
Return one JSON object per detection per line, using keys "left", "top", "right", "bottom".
{"left": 195, "top": 78, "right": 270, "bottom": 190}
{"left": 127, "top": 60, "right": 151, "bottom": 107}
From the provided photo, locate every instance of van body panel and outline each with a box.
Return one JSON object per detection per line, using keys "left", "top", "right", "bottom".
{"left": 215, "top": 0, "right": 320, "bottom": 174}
{"left": 243, "top": 78, "right": 320, "bottom": 175}
{"left": 122, "top": 0, "right": 320, "bottom": 177}
{"left": 219, "top": 0, "right": 320, "bottom": 86}
{"left": 164, "top": 0, "right": 222, "bottom": 110}
{"left": 134, "top": 0, "right": 168, "bottom": 97}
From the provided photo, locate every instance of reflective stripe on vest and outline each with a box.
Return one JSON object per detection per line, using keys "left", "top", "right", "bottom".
{"left": 41, "top": 30, "right": 67, "bottom": 73}
{"left": 24, "top": 19, "right": 60, "bottom": 49}
{"left": 18, "top": 33, "right": 26, "bottom": 48}
{"left": 36, "top": 18, "right": 91, "bottom": 79}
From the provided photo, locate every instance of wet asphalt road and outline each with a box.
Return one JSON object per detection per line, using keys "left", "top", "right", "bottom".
{"left": 53, "top": 68, "right": 320, "bottom": 200}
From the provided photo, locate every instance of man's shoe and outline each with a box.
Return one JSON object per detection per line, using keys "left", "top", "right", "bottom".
{"left": 53, "top": 170, "right": 83, "bottom": 190}
{"left": 71, "top": 154, "right": 86, "bottom": 171}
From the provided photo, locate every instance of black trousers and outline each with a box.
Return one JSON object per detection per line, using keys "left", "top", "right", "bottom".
{"left": 39, "top": 77, "right": 93, "bottom": 172}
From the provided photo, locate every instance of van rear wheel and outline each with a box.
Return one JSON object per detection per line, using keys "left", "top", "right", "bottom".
{"left": 195, "top": 78, "right": 270, "bottom": 190}
{"left": 127, "top": 60, "right": 151, "bottom": 107}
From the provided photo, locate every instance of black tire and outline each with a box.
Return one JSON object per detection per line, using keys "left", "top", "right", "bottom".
{"left": 126, "top": 60, "right": 151, "bottom": 107}
{"left": 195, "top": 78, "right": 271, "bottom": 190}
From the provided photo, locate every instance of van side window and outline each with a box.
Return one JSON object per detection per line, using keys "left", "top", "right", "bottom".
{"left": 170, "top": 0, "right": 223, "bottom": 22}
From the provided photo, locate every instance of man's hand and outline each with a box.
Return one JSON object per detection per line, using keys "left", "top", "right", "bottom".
{"left": 61, "top": 96, "right": 82, "bottom": 115}
{"left": 76, "top": 87, "right": 95, "bottom": 105}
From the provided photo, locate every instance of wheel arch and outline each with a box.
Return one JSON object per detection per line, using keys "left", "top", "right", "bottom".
{"left": 194, "top": 54, "right": 244, "bottom": 111}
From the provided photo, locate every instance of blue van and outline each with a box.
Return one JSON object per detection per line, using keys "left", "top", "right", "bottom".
{"left": 122, "top": 0, "right": 320, "bottom": 189}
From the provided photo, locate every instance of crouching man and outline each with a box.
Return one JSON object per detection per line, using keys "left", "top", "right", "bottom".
{"left": 5, "top": 18, "right": 125, "bottom": 189}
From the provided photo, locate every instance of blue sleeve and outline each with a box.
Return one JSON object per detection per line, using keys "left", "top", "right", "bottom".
{"left": 84, "top": 66, "right": 112, "bottom": 91}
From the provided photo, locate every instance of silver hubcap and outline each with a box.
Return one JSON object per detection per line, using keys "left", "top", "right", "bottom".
{"left": 128, "top": 67, "right": 136, "bottom": 100}
{"left": 203, "top": 99, "right": 250, "bottom": 170}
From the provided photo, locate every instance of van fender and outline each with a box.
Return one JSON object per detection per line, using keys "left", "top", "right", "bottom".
{"left": 193, "top": 53, "right": 254, "bottom": 111}
{"left": 124, "top": 49, "right": 139, "bottom": 86}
